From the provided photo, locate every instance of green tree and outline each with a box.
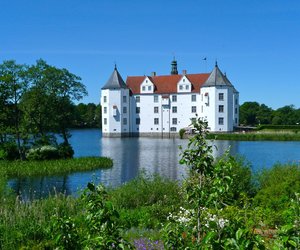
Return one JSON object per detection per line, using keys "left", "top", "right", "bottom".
{"left": 272, "top": 105, "right": 298, "bottom": 125}
{"left": 239, "top": 102, "right": 260, "bottom": 126}
{"left": 0, "top": 60, "right": 29, "bottom": 159}
{"left": 25, "top": 59, "right": 87, "bottom": 145}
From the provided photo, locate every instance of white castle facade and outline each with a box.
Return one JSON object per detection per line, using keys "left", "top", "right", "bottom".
{"left": 101, "top": 60, "right": 239, "bottom": 137}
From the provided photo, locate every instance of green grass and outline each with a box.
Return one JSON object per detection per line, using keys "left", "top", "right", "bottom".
{"left": 207, "top": 132, "right": 300, "bottom": 141}
{"left": 0, "top": 162, "right": 298, "bottom": 249}
{"left": 0, "top": 156, "right": 113, "bottom": 178}
{"left": 0, "top": 193, "right": 79, "bottom": 249}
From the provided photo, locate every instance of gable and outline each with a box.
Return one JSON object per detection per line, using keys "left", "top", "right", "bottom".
{"left": 126, "top": 73, "right": 209, "bottom": 94}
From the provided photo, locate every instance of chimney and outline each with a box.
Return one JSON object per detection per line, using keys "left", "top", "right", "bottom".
{"left": 151, "top": 71, "right": 156, "bottom": 77}
{"left": 182, "top": 70, "right": 187, "bottom": 75}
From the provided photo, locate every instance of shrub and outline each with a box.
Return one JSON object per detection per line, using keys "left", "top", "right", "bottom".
{"left": 26, "top": 145, "right": 60, "bottom": 160}
{"left": 0, "top": 142, "right": 20, "bottom": 160}
{"left": 57, "top": 143, "right": 74, "bottom": 159}
{"left": 253, "top": 164, "right": 300, "bottom": 226}
{"left": 179, "top": 128, "right": 185, "bottom": 139}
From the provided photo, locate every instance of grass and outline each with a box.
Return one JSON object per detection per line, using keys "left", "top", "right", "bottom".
{"left": 207, "top": 132, "right": 300, "bottom": 141}
{"left": 0, "top": 156, "right": 113, "bottom": 178}
{"left": 0, "top": 162, "right": 298, "bottom": 248}
{"left": 0, "top": 193, "right": 78, "bottom": 249}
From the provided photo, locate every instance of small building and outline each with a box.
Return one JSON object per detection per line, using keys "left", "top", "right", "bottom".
{"left": 101, "top": 60, "right": 239, "bottom": 137}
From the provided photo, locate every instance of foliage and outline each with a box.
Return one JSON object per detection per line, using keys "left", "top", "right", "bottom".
{"left": 76, "top": 183, "right": 132, "bottom": 249}
{"left": 239, "top": 101, "right": 300, "bottom": 126}
{"left": 73, "top": 103, "right": 101, "bottom": 128}
{"left": 0, "top": 156, "right": 113, "bottom": 177}
{"left": 57, "top": 142, "right": 74, "bottom": 159}
{"left": 0, "top": 59, "right": 88, "bottom": 159}
{"left": 207, "top": 132, "right": 300, "bottom": 141}
{"left": 26, "top": 145, "right": 60, "bottom": 160}
{"left": 272, "top": 193, "right": 300, "bottom": 249}
{"left": 253, "top": 164, "right": 300, "bottom": 226}
{"left": 179, "top": 128, "right": 185, "bottom": 139}
{"left": 163, "top": 118, "right": 264, "bottom": 249}
{"left": 0, "top": 141, "right": 20, "bottom": 160}
{"left": 110, "top": 174, "right": 183, "bottom": 229}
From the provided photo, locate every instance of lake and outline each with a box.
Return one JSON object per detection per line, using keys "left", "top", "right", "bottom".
{"left": 9, "top": 129, "right": 300, "bottom": 200}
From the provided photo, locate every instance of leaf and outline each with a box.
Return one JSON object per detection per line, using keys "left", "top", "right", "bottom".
{"left": 288, "top": 240, "right": 297, "bottom": 247}
{"left": 87, "top": 182, "right": 95, "bottom": 191}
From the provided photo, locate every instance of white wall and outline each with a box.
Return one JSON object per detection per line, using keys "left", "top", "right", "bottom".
{"left": 101, "top": 88, "right": 129, "bottom": 134}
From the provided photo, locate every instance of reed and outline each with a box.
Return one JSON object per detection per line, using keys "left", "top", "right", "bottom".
{"left": 0, "top": 194, "right": 78, "bottom": 249}
{"left": 0, "top": 156, "right": 113, "bottom": 178}
{"left": 207, "top": 132, "right": 300, "bottom": 141}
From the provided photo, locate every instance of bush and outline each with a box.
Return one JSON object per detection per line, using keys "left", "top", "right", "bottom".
{"left": 57, "top": 143, "right": 74, "bottom": 159}
{"left": 0, "top": 142, "right": 20, "bottom": 160}
{"left": 179, "top": 128, "right": 185, "bottom": 139}
{"left": 253, "top": 164, "right": 300, "bottom": 225}
{"left": 26, "top": 145, "right": 60, "bottom": 160}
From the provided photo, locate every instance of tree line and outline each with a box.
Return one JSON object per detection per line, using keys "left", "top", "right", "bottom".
{"left": 0, "top": 59, "right": 100, "bottom": 160}
{"left": 239, "top": 102, "right": 300, "bottom": 126}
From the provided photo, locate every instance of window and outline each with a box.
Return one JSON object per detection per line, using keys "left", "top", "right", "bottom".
{"left": 136, "top": 96, "right": 140, "bottom": 103}
{"left": 235, "top": 107, "right": 238, "bottom": 114}
{"left": 219, "top": 93, "right": 224, "bottom": 101}
{"left": 123, "top": 118, "right": 127, "bottom": 125}
{"left": 179, "top": 85, "right": 183, "bottom": 90}
{"left": 235, "top": 99, "right": 238, "bottom": 105}
{"left": 235, "top": 118, "right": 238, "bottom": 124}
{"left": 185, "top": 85, "right": 189, "bottom": 90}
{"left": 172, "top": 95, "right": 177, "bottom": 102}
{"left": 154, "top": 95, "right": 158, "bottom": 103}
{"left": 172, "top": 118, "right": 177, "bottom": 125}
{"left": 201, "top": 105, "right": 203, "bottom": 113}
{"left": 170, "top": 127, "right": 177, "bottom": 132}
{"left": 104, "top": 118, "right": 107, "bottom": 125}
{"left": 191, "top": 95, "right": 196, "bottom": 102}
{"left": 148, "top": 86, "right": 151, "bottom": 91}
{"left": 191, "top": 106, "right": 197, "bottom": 113}
{"left": 172, "top": 106, "right": 177, "bottom": 113}
{"left": 218, "top": 117, "right": 224, "bottom": 125}
{"left": 136, "top": 118, "right": 140, "bottom": 125}
{"left": 201, "top": 94, "right": 203, "bottom": 101}
{"left": 142, "top": 86, "right": 146, "bottom": 91}
{"left": 123, "top": 96, "right": 127, "bottom": 103}
{"left": 136, "top": 107, "right": 140, "bottom": 114}
{"left": 183, "top": 78, "right": 185, "bottom": 82}
{"left": 154, "top": 118, "right": 159, "bottom": 125}
{"left": 219, "top": 105, "right": 224, "bottom": 113}
{"left": 103, "top": 107, "right": 107, "bottom": 114}
{"left": 103, "top": 96, "right": 107, "bottom": 103}
{"left": 123, "top": 107, "right": 127, "bottom": 114}
{"left": 154, "top": 106, "right": 159, "bottom": 113}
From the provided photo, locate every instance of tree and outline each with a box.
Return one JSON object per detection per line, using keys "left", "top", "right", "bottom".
{"left": 272, "top": 105, "right": 298, "bottom": 125}
{"left": 239, "top": 102, "right": 260, "bottom": 126}
{"left": 0, "top": 60, "right": 29, "bottom": 159}
{"left": 25, "top": 60, "right": 87, "bottom": 145}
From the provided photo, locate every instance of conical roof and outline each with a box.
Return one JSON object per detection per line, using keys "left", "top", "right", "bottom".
{"left": 203, "top": 62, "right": 231, "bottom": 87}
{"left": 101, "top": 66, "right": 127, "bottom": 90}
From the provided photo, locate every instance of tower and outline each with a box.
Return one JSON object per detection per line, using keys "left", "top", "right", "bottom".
{"left": 101, "top": 65, "right": 130, "bottom": 137}
{"left": 171, "top": 58, "right": 178, "bottom": 75}
{"left": 200, "top": 62, "right": 237, "bottom": 131}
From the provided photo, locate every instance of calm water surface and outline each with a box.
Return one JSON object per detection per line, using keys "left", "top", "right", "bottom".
{"left": 9, "top": 129, "right": 300, "bottom": 199}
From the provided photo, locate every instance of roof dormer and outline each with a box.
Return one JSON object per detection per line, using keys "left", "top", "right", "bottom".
{"left": 177, "top": 75, "right": 191, "bottom": 93}
{"left": 140, "top": 77, "right": 154, "bottom": 94}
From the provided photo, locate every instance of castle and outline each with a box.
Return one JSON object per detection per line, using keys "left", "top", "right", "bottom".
{"left": 101, "top": 60, "right": 239, "bottom": 137}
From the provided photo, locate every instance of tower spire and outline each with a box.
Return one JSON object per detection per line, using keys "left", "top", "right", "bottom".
{"left": 171, "top": 57, "right": 178, "bottom": 75}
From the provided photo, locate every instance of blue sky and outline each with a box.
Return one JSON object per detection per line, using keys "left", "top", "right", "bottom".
{"left": 1, "top": 0, "right": 300, "bottom": 109}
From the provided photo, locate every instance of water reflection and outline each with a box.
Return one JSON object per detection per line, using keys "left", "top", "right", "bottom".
{"left": 7, "top": 129, "right": 300, "bottom": 200}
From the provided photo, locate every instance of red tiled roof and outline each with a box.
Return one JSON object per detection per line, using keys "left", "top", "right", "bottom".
{"left": 126, "top": 73, "right": 210, "bottom": 94}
